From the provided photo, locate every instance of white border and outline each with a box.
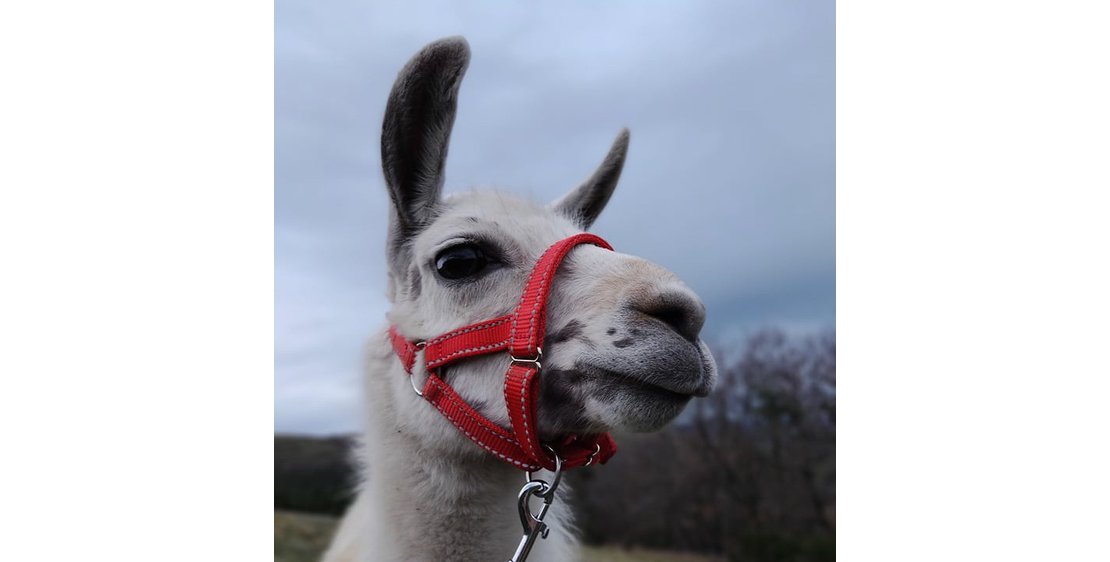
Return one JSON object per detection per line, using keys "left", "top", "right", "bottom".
{"left": 840, "top": 1, "right": 1110, "bottom": 559}
{"left": 2, "top": 1, "right": 1109, "bottom": 559}
{"left": 0, "top": 1, "right": 273, "bottom": 559}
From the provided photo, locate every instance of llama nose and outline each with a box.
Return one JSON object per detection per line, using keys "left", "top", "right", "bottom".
{"left": 629, "top": 288, "right": 706, "bottom": 343}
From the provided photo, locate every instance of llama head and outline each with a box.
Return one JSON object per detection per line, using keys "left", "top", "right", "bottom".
{"left": 380, "top": 37, "right": 717, "bottom": 443}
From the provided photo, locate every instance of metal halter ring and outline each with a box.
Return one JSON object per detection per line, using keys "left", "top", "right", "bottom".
{"left": 525, "top": 445, "right": 564, "bottom": 500}
{"left": 583, "top": 443, "right": 602, "bottom": 467}
{"left": 409, "top": 341, "right": 427, "bottom": 397}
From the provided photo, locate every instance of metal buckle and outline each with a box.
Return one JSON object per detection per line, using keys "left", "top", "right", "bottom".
{"left": 510, "top": 347, "right": 543, "bottom": 370}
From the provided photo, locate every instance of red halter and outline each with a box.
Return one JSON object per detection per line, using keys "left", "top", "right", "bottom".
{"left": 389, "top": 233, "right": 619, "bottom": 472}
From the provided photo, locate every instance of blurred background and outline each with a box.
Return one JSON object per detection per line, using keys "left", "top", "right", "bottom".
{"left": 276, "top": 1, "right": 834, "bottom": 561}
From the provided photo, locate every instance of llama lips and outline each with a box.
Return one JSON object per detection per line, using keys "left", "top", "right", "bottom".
{"left": 581, "top": 329, "right": 715, "bottom": 397}
{"left": 574, "top": 358, "right": 713, "bottom": 398}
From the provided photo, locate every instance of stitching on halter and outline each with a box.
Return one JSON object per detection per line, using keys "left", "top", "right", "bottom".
{"left": 430, "top": 397, "right": 536, "bottom": 470}
{"left": 431, "top": 383, "right": 517, "bottom": 445}
{"left": 427, "top": 338, "right": 510, "bottom": 368}
{"left": 427, "top": 316, "right": 510, "bottom": 346}
{"left": 519, "top": 368, "right": 539, "bottom": 460}
{"left": 526, "top": 259, "right": 553, "bottom": 351}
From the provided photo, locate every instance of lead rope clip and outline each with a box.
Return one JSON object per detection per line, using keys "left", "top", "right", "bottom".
{"left": 507, "top": 450, "right": 563, "bottom": 562}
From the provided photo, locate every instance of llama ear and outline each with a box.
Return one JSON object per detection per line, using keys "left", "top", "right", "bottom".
{"left": 381, "top": 37, "right": 470, "bottom": 246}
{"left": 551, "top": 129, "right": 630, "bottom": 229}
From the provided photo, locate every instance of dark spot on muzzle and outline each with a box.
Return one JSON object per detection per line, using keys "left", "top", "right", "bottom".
{"left": 612, "top": 338, "right": 635, "bottom": 349}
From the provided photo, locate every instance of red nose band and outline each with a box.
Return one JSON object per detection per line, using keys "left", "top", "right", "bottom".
{"left": 389, "top": 233, "right": 618, "bottom": 472}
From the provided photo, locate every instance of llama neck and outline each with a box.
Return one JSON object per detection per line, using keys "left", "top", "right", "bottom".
{"left": 355, "top": 330, "right": 577, "bottom": 562}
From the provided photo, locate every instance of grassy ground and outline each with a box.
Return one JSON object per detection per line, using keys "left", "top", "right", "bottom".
{"left": 275, "top": 511, "right": 341, "bottom": 562}
{"left": 275, "top": 510, "right": 722, "bottom": 562}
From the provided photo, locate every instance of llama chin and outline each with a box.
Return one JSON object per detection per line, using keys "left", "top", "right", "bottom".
{"left": 322, "top": 36, "right": 717, "bottom": 562}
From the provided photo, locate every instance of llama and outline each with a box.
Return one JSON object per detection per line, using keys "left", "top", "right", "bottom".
{"left": 321, "top": 37, "right": 718, "bottom": 562}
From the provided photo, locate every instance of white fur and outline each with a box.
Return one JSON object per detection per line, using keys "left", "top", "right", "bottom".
{"left": 322, "top": 191, "right": 716, "bottom": 561}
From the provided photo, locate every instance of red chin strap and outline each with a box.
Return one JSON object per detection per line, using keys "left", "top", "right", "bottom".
{"left": 389, "top": 233, "right": 618, "bottom": 472}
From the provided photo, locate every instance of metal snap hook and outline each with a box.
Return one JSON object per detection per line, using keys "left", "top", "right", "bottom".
{"left": 511, "top": 449, "right": 564, "bottom": 562}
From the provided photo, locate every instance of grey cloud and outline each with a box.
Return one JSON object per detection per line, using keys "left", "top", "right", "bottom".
{"left": 276, "top": 0, "right": 834, "bottom": 434}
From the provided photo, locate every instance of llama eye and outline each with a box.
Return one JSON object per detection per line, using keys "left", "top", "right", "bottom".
{"left": 434, "top": 244, "right": 489, "bottom": 280}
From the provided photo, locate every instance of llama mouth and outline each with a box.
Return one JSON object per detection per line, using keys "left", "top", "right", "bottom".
{"left": 574, "top": 364, "right": 701, "bottom": 401}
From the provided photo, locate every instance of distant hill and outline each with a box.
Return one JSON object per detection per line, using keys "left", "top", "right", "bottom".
{"left": 274, "top": 435, "right": 356, "bottom": 515}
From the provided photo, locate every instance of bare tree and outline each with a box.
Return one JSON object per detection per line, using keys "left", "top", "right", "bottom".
{"left": 569, "top": 327, "right": 836, "bottom": 560}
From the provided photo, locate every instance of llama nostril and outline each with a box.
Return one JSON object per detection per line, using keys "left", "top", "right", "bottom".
{"left": 631, "top": 290, "right": 706, "bottom": 343}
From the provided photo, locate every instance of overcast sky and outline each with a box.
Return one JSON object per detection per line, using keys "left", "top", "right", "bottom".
{"left": 276, "top": 1, "right": 834, "bottom": 435}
